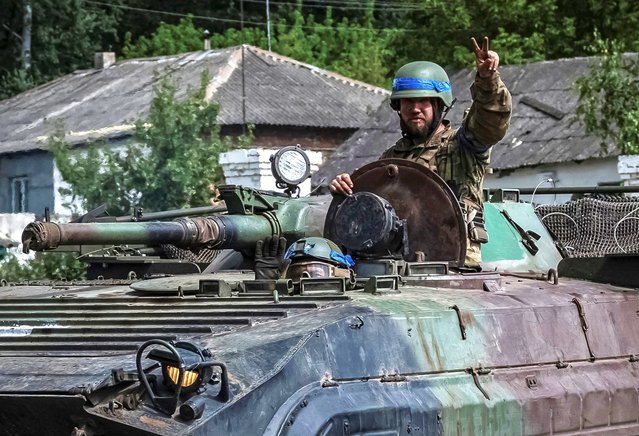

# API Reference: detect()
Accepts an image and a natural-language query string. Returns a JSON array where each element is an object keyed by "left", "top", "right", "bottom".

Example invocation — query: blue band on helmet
[
  {"left": 284, "top": 245, "right": 296, "bottom": 260},
  {"left": 284, "top": 242, "right": 355, "bottom": 268},
  {"left": 330, "top": 251, "right": 355, "bottom": 268},
  {"left": 392, "top": 77, "right": 451, "bottom": 93}
]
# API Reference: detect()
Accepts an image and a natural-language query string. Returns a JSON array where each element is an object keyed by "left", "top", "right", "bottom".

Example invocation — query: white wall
[
  {"left": 220, "top": 148, "right": 323, "bottom": 196},
  {"left": 486, "top": 157, "right": 621, "bottom": 204},
  {"left": 0, "top": 213, "right": 36, "bottom": 262},
  {"left": 618, "top": 155, "right": 639, "bottom": 187}
]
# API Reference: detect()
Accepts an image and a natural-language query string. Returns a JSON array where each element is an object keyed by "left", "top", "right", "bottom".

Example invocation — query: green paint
[
  {"left": 482, "top": 202, "right": 563, "bottom": 272},
  {"left": 482, "top": 203, "right": 526, "bottom": 261}
]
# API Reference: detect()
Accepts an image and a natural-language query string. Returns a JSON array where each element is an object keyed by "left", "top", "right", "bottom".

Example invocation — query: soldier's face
[{"left": 399, "top": 97, "right": 436, "bottom": 137}]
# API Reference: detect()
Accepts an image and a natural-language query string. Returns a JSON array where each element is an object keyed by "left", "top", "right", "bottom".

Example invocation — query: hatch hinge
[
  {"left": 380, "top": 373, "right": 407, "bottom": 383},
  {"left": 321, "top": 378, "right": 338, "bottom": 388},
  {"left": 450, "top": 305, "right": 467, "bottom": 340},
  {"left": 467, "top": 367, "right": 491, "bottom": 400},
  {"left": 571, "top": 297, "right": 596, "bottom": 362}
]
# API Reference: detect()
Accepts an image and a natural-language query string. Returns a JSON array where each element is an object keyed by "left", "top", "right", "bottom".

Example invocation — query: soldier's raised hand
[
  {"left": 254, "top": 236, "right": 290, "bottom": 280},
  {"left": 471, "top": 36, "right": 500, "bottom": 78}
]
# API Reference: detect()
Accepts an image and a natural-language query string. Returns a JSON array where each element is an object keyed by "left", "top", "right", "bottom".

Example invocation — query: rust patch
[
  {"left": 139, "top": 415, "right": 169, "bottom": 429},
  {"left": 413, "top": 315, "right": 445, "bottom": 371},
  {"left": 460, "top": 309, "right": 476, "bottom": 327},
  {"left": 415, "top": 321, "right": 437, "bottom": 369},
  {"left": 430, "top": 329, "right": 443, "bottom": 369}
]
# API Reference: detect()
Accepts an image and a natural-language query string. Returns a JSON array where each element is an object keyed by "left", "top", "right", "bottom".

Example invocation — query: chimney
[
  {"left": 94, "top": 52, "right": 116, "bottom": 69},
  {"left": 203, "top": 29, "right": 211, "bottom": 51}
]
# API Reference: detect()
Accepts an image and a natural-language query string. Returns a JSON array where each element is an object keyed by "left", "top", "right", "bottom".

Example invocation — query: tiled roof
[
  {"left": 0, "top": 45, "right": 388, "bottom": 155},
  {"left": 313, "top": 56, "right": 626, "bottom": 187}
]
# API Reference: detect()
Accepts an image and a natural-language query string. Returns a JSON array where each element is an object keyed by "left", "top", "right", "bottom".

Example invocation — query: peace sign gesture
[{"left": 471, "top": 36, "right": 500, "bottom": 78}]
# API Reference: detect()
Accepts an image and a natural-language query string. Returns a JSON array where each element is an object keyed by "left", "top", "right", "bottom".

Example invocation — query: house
[
  {"left": 312, "top": 56, "right": 638, "bottom": 203},
  {"left": 0, "top": 45, "right": 388, "bottom": 216}
]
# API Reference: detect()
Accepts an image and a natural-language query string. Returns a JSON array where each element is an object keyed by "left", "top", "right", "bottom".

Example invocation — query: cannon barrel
[{"left": 22, "top": 196, "right": 330, "bottom": 253}]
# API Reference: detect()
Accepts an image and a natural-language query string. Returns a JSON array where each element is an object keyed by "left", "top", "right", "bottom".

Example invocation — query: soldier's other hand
[
  {"left": 329, "top": 173, "right": 354, "bottom": 196},
  {"left": 471, "top": 36, "right": 500, "bottom": 78},
  {"left": 254, "top": 236, "right": 291, "bottom": 280}
]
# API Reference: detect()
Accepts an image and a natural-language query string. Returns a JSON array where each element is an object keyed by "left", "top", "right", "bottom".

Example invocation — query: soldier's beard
[
  {"left": 400, "top": 118, "right": 435, "bottom": 142},
  {"left": 399, "top": 102, "right": 444, "bottom": 143}
]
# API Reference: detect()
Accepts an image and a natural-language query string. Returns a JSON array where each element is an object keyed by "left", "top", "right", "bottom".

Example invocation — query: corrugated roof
[
  {"left": 313, "top": 56, "right": 625, "bottom": 187},
  {"left": 0, "top": 45, "right": 388, "bottom": 155}
]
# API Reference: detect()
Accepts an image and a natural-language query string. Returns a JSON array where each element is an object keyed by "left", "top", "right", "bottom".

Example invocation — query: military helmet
[
  {"left": 284, "top": 237, "right": 353, "bottom": 267},
  {"left": 284, "top": 237, "right": 354, "bottom": 282},
  {"left": 390, "top": 61, "right": 453, "bottom": 110}
]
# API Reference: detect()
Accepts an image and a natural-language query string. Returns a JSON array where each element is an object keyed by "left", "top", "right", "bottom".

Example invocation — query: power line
[
  {"left": 85, "top": 1, "right": 265, "bottom": 25},
  {"left": 84, "top": 0, "right": 414, "bottom": 32},
  {"left": 240, "top": 0, "right": 426, "bottom": 12},
  {"left": 274, "top": 0, "right": 425, "bottom": 9}
]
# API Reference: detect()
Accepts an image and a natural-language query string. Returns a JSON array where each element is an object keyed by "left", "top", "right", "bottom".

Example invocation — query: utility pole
[
  {"left": 241, "top": 45, "right": 247, "bottom": 132},
  {"left": 266, "top": 0, "right": 271, "bottom": 51},
  {"left": 21, "top": 0, "right": 32, "bottom": 70},
  {"left": 240, "top": 0, "right": 247, "bottom": 134},
  {"left": 240, "top": 0, "right": 244, "bottom": 31}
]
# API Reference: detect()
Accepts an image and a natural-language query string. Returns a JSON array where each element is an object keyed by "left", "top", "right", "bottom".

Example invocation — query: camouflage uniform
[{"left": 380, "top": 73, "right": 512, "bottom": 266}]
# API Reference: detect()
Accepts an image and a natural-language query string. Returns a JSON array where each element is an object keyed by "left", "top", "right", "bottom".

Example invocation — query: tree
[
  {"left": 575, "top": 36, "right": 639, "bottom": 155},
  {"left": 0, "top": 0, "right": 121, "bottom": 100},
  {"left": 558, "top": 0, "right": 639, "bottom": 54},
  {"left": 272, "top": 5, "right": 391, "bottom": 86},
  {"left": 389, "top": 0, "right": 580, "bottom": 70},
  {"left": 122, "top": 16, "right": 203, "bottom": 59},
  {"left": 49, "top": 72, "right": 252, "bottom": 216},
  {"left": 0, "top": 252, "right": 86, "bottom": 282},
  {"left": 120, "top": 4, "right": 392, "bottom": 87}
]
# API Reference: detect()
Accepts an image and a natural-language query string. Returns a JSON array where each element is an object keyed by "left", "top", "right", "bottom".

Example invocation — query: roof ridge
[
  {"left": 204, "top": 47, "right": 243, "bottom": 101},
  {"left": 243, "top": 44, "right": 389, "bottom": 95}
]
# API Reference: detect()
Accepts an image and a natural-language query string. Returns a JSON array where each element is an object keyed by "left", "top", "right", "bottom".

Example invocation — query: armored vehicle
[{"left": 1, "top": 148, "right": 638, "bottom": 435}]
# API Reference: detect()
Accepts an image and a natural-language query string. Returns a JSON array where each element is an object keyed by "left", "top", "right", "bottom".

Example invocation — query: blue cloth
[
  {"left": 284, "top": 243, "right": 355, "bottom": 268},
  {"left": 458, "top": 126, "right": 490, "bottom": 154},
  {"left": 330, "top": 251, "right": 355, "bottom": 268},
  {"left": 392, "top": 77, "right": 451, "bottom": 93}
]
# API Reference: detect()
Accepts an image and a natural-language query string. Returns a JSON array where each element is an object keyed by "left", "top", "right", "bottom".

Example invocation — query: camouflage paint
[{"left": 0, "top": 268, "right": 638, "bottom": 434}]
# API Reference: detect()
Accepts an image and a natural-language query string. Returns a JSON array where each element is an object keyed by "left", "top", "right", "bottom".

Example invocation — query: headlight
[
  {"left": 270, "top": 145, "right": 311, "bottom": 194},
  {"left": 136, "top": 339, "right": 230, "bottom": 417},
  {"left": 147, "top": 341, "right": 214, "bottom": 394}
]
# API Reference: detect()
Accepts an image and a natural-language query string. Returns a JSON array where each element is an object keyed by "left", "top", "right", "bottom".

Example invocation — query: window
[{"left": 10, "top": 176, "right": 28, "bottom": 213}]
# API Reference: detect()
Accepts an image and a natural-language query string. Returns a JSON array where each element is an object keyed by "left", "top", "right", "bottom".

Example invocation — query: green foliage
[
  {"left": 122, "top": 16, "right": 268, "bottom": 59},
  {"left": 575, "top": 36, "right": 639, "bottom": 155},
  {"left": 0, "top": 68, "right": 36, "bottom": 100},
  {"left": 0, "top": 0, "right": 121, "bottom": 100},
  {"left": 210, "top": 27, "right": 268, "bottom": 49},
  {"left": 122, "top": 17, "right": 202, "bottom": 59},
  {"left": 390, "top": 0, "right": 580, "bottom": 69},
  {"left": 566, "top": 0, "right": 639, "bottom": 53},
  {"left": 0, "top": 251, "right": 86, "bottom": 282},
  {"left": 50, "top": 72, "right": 252, "bottom": 216},
  {"left": 120, "top": 4, "right": 392, "bottom": 86},
  {"left": 272, "top": 6, "right": 391, "bottom": 87}
]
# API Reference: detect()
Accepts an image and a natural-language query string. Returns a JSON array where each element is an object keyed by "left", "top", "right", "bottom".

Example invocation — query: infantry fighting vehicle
[{"left": 1, "top": 146, "right": 638, "bottom": 435}]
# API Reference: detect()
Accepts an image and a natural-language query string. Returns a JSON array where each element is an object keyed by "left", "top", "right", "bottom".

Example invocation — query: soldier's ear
[{"left": 390, "top": 99, "right": 400, "bottom": 111}]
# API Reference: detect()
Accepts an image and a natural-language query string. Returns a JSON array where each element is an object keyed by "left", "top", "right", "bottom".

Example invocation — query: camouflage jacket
[{"left": 379, "top": 72, "right": 512, "bottom": 208}]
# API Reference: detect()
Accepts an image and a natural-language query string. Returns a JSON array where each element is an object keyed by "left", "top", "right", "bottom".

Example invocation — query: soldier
[
  {"left": 329, "top": 37, "right": 512, "bottom": 268},
  {"left": 254, "top": 236, "right": 354, "bottom": 282}
]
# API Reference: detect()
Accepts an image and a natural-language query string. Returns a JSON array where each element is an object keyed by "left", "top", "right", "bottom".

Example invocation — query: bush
[{"left": 0, "top": 251, "right": 86, "bottom": 282}]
